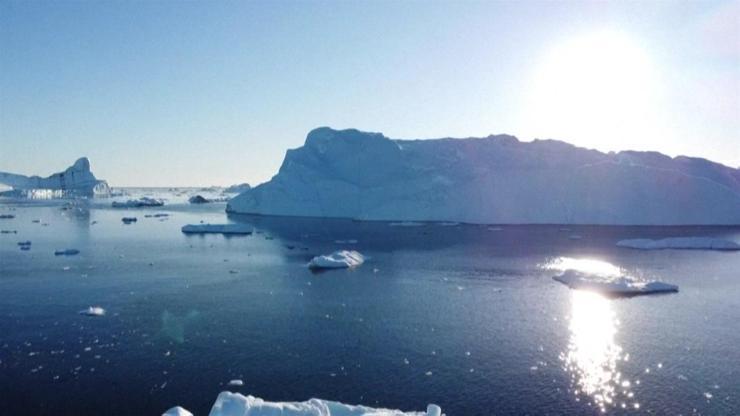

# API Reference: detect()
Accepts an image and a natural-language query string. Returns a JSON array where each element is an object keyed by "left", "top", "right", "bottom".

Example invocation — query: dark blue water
[{"left": 1, "top": 196, "right": 739, "bottom": 415}]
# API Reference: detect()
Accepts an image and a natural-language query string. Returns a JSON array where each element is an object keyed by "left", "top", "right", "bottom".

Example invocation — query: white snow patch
[
  {"left": 181, "top": 224, "right": 254, "bottom": 235},
  {"left": 308, "top": 250, "right": 365, "bottom": 269},
  {"left": 617, "top": 237, "right": 740, "bottom": 251},
  {"left": 553, "top": 270, "right": 678, "bottom": 296}
]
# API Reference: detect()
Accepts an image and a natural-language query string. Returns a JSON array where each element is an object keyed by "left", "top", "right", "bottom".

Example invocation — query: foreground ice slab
[
  {"left": 181, "top": 224, "right": 254, "bottom": 235},
  {"left": 202, "top": 391, "right": 440, "bottom": 416},
  {"left": 227, "top": 127, "right": 740, "bottom": 225},
  {"left": 308, "top": 250, "right": 365, "bottom": 269},
  {"left": 554, "top": 270, "right": 678, "bottom": 296},
  {"left": 112, "top": 197, "right": 165, "bottom": 208},
  {"left": 0, "top": 157, "right": 109, "bottom": 198},
  {"left": 617, "top": 237, "right": 740, "bottom": 251}
]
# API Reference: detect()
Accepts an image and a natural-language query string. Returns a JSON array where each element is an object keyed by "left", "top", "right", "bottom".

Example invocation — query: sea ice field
[{"left": 1, "top": 188, "right": 739, "bottom": 415}]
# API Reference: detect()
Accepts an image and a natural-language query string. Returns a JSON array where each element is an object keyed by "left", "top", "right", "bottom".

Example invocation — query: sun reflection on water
[{"left": 554, "top": 258, "right": 641, "bottom": 412}]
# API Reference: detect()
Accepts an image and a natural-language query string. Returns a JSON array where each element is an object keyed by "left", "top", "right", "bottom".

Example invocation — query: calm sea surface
[{"left": 1, "top": 190, "right": 739, "bottom": 415}]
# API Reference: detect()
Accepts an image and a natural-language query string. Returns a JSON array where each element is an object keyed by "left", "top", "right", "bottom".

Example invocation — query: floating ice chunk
[
  {"left": 181, "top": 224, "right": 254, "bottom": 235},
  {"left": 188, "top": 195, "right": 210, "bottom": 204},
  {"left": 334, "top": 239, "right": 358, "bottom": 244},
  {"left": 0, "top": 214, "right": 15, "bottom": 219},
  {"left": 55, "top": 249, "right": 80, "bottom": 256},
  {"left": 308, "top": 250, "right": 365, "bottom": 270},
  {"left": 122, "top": 217, "right": 137, "bottom": 224},
  {"left": 79, "top": 306, "right": 106, "bottom": 316},
  {"left": 227, "top": 379, "right": 244, "bottom": 386},
  {"left": 162, "top": 406, "right": 194, "bottom": 416},
  {"left": 17, "top": 241, "right": 31, "bottom": 246},
  {"left": 617, "top": 237, "right": 740, "bottom": 251},
  {"left": 438, "top": 222, "right": 460, "bottom": 226},
  {"left": 207, "top": 391, "right": 438, "bottom": 416},
  {"left": 553, "top": 270, "right": 678, "bottom": 296},
  {"left": 145, "top": 213, "right": 170, "bottom": 218},
  {"left": 568, "top": 234, "right": 583, "bottom": 240},
  {"left": 112, "top": 197, "right": 165, "bottom": 208}
]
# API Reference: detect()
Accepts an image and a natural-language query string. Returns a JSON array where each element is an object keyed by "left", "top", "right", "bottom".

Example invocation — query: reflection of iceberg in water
[{"left": 563, "top": 291, "right": 639, "bottom": 412}]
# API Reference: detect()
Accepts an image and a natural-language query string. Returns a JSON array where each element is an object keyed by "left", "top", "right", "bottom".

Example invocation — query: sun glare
[{"left": 525, "top": 31, "right": 664, "bottom": 152}]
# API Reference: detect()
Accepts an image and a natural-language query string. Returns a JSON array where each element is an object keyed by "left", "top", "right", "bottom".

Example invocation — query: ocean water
[{"left": 1, "top": 190, "right": 739, "bottom": 415}]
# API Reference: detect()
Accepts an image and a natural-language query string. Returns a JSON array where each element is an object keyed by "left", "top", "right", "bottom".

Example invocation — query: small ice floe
[
  {"left": 389, "top": 221, "right": 424, "bottom": 227},
  {"left": 112, "top": 197, "right": 165, "bottom": 208},
  {"left": 145, "top": 213, "right": 170, "bottom": 218},
  {"left": 0, "top": 214, "right": 15, "bottom": 219},
  {"left": 54, "top": 249, "right": 80, "bottom": 256},
  {"left": 617, "top": 237, "right": 740, "bottom": 251},
  {"left": 1, "top": 230, "right": 17, "bottom": 234},
  {"left": 181, "top": 224, "right": 253, "bottom": 235},
  {"left": 196, "top": 391, "right": 440, "bottom": 416},
  {"left": 227, "top": 379, "right": 244, "bottom": 386},
  {"left": 553, "top": 270, "right": 678, "bottom": 297},
  {"left": 334, "top": 239, "right": 358, "bottom": 244},
  {"left": 79, "top": 306, "right": 106, "bottom": 317},
  {"left": 122, "top": 217, "right": 137, "bottom": 224},
  {"left": 18, "top": 241, "right": 31, "bottom": 247},
  {"left": 308, "top": 250, "right": 365, "bottom": 270},
  {"left": 568, "top": 234, "right": 583, "bottom": 240},
  {"left": 162, "top": 406, "right": 193, "bottom": 416},
  {"left": 487, "top": 226, "right": 503, "bottom": 231},
  {"left": 438, "top": 222, "right": 460, "bottom": 226}
]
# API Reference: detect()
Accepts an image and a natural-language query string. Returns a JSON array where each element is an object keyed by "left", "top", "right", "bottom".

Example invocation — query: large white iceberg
[
  {"left": 308, "top": 250, "right": 365, "bottom": 269},
  {"left": 617, "top": 237, "right": 740, "bottom": 250},
  {"left": 553, "top": 270, "right": 678, "bottom": 296},
  {"left": 177, "top": 391, "right": 440, "bottom": 416},
  {"left": 0, "top": 157, "right": 109, "bottom": 198},
  {"left": 181, "top": 223, "right": 254, "bottom": 235},
  {"left": 227, "top": 127, "right": 740, "bottom": 225}
]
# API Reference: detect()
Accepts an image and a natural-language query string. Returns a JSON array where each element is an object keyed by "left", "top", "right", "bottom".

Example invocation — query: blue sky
[{"left": 1, "top": 1, "right": 738, "bottom": 186}]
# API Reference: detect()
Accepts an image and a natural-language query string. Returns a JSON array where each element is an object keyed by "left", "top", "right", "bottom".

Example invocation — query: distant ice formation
[
  {"left": 224, "top": 183, "right": 251, "bottom": 194},
  {"left": 0, "top": 157, "right": 109, "bottom": 198},
  {"left": 617, "top": 237, "right": 740, "bottom": 250},
  {"left": 227, "top": 127, "right": 740, "bottom": 225},
  {"left": 79, "top": 306, "right": 106, "bottom": 316},
  {"left": 54, "top": 249, "right": 80, "bottom": 256},
  {"left": 308, "top": 250, "right": 365, "bottom": 269},
  {"left": 553, "top": 270, "right": 678, "bottom": 296},
  {"left": 181, "top": 224, "right": 254, "bottom": 235},
  {"left": 174, "top": 391, "right": 441, "bottom": 416},
  {"left": 112, "top": 197, "right": 165, "bottom": 208},
  {"left": 188, "top": 195, "right": 210, "bottom": 204}
]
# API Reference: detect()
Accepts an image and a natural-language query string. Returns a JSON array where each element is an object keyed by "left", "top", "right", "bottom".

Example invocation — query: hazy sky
[{"left": 1, "top": 1, "right": 738, "bottom": 187}]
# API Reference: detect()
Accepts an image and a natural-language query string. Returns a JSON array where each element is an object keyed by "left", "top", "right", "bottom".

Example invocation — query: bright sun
[{"left": 524, "top": 31, "right": 665, "bottom": 151}]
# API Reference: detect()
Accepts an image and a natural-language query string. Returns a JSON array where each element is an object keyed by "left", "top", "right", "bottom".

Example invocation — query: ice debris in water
[
  {"left": 308, "top": 250, "right": 365, "bottom": 270},
  {"left": 79, "top": 306, "right": 106, "bottom": 317},
  {"left": 553, "top": 270, "right": 678, "bottom": 296},
  {"left": 122, "top": 217, "right": 137, "bottom": 224},
  {"left": 617, "top": 237, "right": 740, "bottom": 251},
  {"left": 174, "top": 391, "right": 441, "bottom": 416},
  {"left": 181, "top": 224, "right": 254, "bottom": 235},
  {"left": 0, "top": 214, "right": 15, "bottom": 219},
  {"left": 112, "top": 197, "right": 165, "bottom": 208},
  {"left": 55, "top": 249, "right": 80, "bottom": 256},
  {"left": 227, "top": 379, "right": 244, "bottom": 386}
]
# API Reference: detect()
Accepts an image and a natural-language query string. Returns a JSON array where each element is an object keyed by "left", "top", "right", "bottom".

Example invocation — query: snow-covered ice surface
[
  {"left": 181, "top": 224, "right": 254, "bottom": 235},
  {"left": 204, "top": 391, "right": 438, "bottom": 416},
  {"left": 308, "top": 250, "right": 365, "bottom": 269},
  {"left": 617, "top": 237, "right": 740, "bottom": 250},
  {"left": 227, "top": 127, "right": 740, "bottom": 225},
  {"left": 0, "top": 157, "right": 109, "bottom": 198},
  {"left": 553, "top": 270, "right": 678, "bottom": 296}
]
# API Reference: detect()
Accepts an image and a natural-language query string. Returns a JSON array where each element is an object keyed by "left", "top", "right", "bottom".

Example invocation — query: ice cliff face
[
  {"left": 0, "top": 157, "right": 109, "bottom": 197},
  {"left": 227, "top": 127, "right": 740, "bottom": 225}
]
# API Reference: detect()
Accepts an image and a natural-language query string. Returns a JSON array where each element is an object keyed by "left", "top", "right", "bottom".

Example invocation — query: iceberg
[
  {"left": 54, "top": 249, "right": 80, "bottom": 256},
  {"left": 224, "top": 183, "right": 251, "bottom": 194},
  {"left": 79, "top": 306, "right": 106, "bottom": 316},
  {"left": 188, "top": 195, "right": 210, "bottom": 204},
  {"left": 553, "top": 270, "right": 678, "bottom": 296},
  {"left": 162, "top": 406, "right": 193, "bottom": 416},
  {"left": 227, "top": 127, "right": 740, "bottom": 225},
  {"left": 617, "top": 237, "right": 740, "bottom": 251},
  {"left": 112, "top": 197, "right": 165, "bottom": 208},
  {"left": 192, "top": 391, "right": 440, "bottom": 416},
  {"left": 122, "top": 217, "right": 138, "bottom": 224},
  {"left": 181, "top": 224, "right": 254, "bottom": 235},
  {"left": 0, "top": 157, "right": 109, "bottom": 198},
  {"left": 308, "top": 250, "right": 365, "bottom": 269}
]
